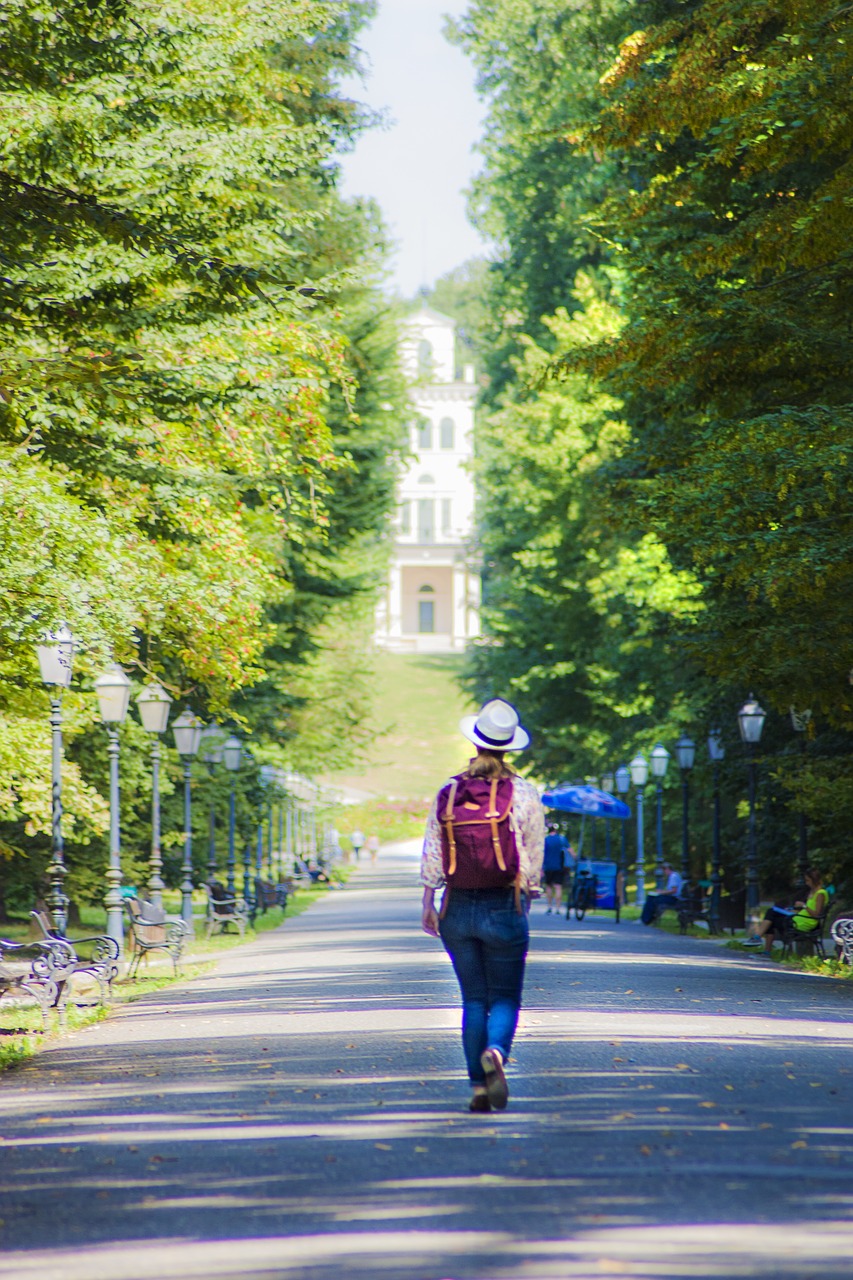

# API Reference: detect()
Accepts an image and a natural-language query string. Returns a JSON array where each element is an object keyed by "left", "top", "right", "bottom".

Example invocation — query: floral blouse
[{"left": 420, "top": 773, "right": 546, "bottom": 892}]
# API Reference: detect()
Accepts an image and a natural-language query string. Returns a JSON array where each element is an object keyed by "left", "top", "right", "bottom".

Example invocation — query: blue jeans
[{"left": 439, "top": 887, "right": 529, "bottom": 1084}]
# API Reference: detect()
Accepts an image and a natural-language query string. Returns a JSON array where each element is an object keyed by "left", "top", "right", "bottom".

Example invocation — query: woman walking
[{"left": 421, "top": 699, "right": 544, "bottom": 1112}]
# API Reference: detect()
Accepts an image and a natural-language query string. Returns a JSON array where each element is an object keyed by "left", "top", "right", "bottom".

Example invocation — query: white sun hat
[{"left": 459, "top": 699, "right": 530, "bottom": 752}]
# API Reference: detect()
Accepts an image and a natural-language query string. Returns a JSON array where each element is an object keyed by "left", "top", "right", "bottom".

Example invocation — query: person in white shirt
[{"left": 641, "top": 861, "right": 684, "bottom": 925}]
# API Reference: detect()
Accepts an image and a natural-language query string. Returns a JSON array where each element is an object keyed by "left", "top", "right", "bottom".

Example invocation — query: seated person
[
  {"left": 744, "top": 865, "right": 827, "bottom": 953},
  {"left": 641, "top": 862, "right": 684, "bottom": 926}
]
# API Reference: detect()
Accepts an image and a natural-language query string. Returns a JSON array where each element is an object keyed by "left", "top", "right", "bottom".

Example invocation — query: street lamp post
[
  {"left": 738, "top": 695, "right": 767, "bottom": 917},
  {"left": 200, "top": 724, "right": 224, "bottom": 885},
  {"left": 36, "top": 626, "right": 74, "bottom": 934},
  {"left": 650, "top": 744, "right": 670, "bottom": 890},
  {"left": 629, "top": 754, "right": 649, "bottom": 908},
  {"left": 137, "top": 683, "right": 173, "bottom": 909},
  {"left": 601, "top": 772, "right": 614, "bottom": 860},
  {"left": 95, "top": 664, "right": 132, "bottom": 946},
  {"left": 615, "top": 766, "right": 630, "bottom": 890},
  {"left": 707, "top": 728, "right": 725, "bottom": 931},
  {"left": 222, "top": 734, "right": 242, "bottom": 895},
  {"left": 790, "top": 707, "right": 812, "bottom": 896},
  {"left": 674, "top": 735, "right": 696, "bottom": 881},
  {"left": 173, "top": 708, "right": 203, "bottom": 927},
  {"left": 260, "top": 765, "right": 275, "bottom": 880}
]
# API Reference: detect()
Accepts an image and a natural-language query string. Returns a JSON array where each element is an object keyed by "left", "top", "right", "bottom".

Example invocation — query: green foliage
[
  {"left": 457, "top": 0, "right": 853, "bottom": 888},
  {"left": 0, "top": 0, "right": 408, "bottom": 916}
]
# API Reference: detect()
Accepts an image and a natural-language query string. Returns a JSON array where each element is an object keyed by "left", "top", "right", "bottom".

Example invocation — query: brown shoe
[{"left": 480, "top": 1048, "right": 509, "bottom": 1110}]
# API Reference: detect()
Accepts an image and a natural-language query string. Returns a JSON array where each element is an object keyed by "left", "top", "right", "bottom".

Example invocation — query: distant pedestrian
[
  {"left": 350, "top": 829, "right": 364, "bottom": 862},
  {"left": 542, "top": 823, "right": 569, "bottom": 914},
  {"left": 367, "top": 834, "right": 380, "bottom": 865},
  {"left": 421, "top": 699, "right": 545, "bottom": 1113}
]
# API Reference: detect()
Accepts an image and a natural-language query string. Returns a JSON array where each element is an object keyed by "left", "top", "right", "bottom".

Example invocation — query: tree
[{"left": 0, "top": 0, "right": 408, "bottom": 913}]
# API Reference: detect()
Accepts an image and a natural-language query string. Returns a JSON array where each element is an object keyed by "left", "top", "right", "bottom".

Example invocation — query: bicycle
[{"left": 567, "top": 867, "right": 597, "bottom": 921}]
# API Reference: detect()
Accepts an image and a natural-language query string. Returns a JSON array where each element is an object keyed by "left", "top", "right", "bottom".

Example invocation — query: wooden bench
[
  {"left": 677, "top": 883, "right": 716, "bottom": 935},
  {"left": 124, "top": 898, "right": 189, "bottom": 978},
  {"left": 205, "top": 883, "right": 250, "bottom": 938},
  {"left": 780, "top": 903, "right": 831, "bottom": 960},
  {"left": 252, "top": 879, "right": 289, "bottom": 918}
]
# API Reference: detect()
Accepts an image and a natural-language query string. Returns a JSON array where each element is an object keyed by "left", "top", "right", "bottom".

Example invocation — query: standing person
[
  {"left": 350, "top": 829, "right": 364, "bottom": 862},
  {"left": 367, "top": 834, "right": 380, "bottom": 865},
  {"left": 421, "top": 699, "right": 545, "bottom": 1113},
  {"left": 542, "top": 823, "right": 569, "bottom": 914}
]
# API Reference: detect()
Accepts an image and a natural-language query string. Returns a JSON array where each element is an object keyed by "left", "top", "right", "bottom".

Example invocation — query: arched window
[
  {"left": 417, "top": 340, "right": 433, "bottom": 374},
  {"left": 418, "top": 584, "right": 435, "bottom": 593},
  {"left": 417, "top": 419, "right": 432, "bottom": 450},
  {"left": 439, "top": 417, "right": 455, "bottom": 449},
  {"left": 418, "top": 473, "right": 434, "bottom": 485}
]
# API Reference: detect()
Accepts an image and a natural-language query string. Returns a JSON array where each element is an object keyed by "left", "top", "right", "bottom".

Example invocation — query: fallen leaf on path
[
  {"left": 656, "top": 1107, "right": 671, "bottom": 1113},
  {"left": 759, "top": 1123, "right": 773, "bottom": 1129},
  {"left": 375, "top": 1143, "right": 392, "bottom": 1151},
  {"left": 718, "top": 1123, "right": 730, "bottom": 1130},
  {"left": 699, "top": 1102, "right": 716, "bottom": 1109},
  {"left": 675, "top": 1064, "right": 690, "bottom": 1070},
  {"left": 414, "top": 1146, "right": 428, "bottom": 1153},
  {"left": 674, "top": 987, "right": 683, "bottom": 992},
  {"left": 623, "top": 989, "right": 634, "bottom": 994},
  {"left": 791, "top": 1140, "right": 808, "bottom": 1149},
  {"left": 725, "top": 1085, "right": 735, "bottom": 1091},
  {"left": 639, "top": 1145, "right": 651, "bottom": 1156}
]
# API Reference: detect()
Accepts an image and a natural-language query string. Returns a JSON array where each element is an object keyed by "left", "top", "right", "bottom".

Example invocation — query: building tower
[{"left": 375, "top": 306, "right": 481, "bottom": 652}]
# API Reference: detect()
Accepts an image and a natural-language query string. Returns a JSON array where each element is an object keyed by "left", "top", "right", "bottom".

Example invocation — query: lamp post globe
[
  {"left": 614, "top": 765, "right": 630, "bottom": 796},
  {"left": 628, "top": 754, "right": 648, "bottom": 907},
  {"left": 707, "top": 728, "right": 725, "bottom": 931},
  {"left": 95, "top": 664, "right": 131, "bottom": 947},
  {"left": 173, "top": 709, "right": 204, "bottom": 927},
  {"left": 222, "top": 735, "right": 242, "bottom": 894},
  {"left": 37, "top": 624, "right": 74, "bottom": 689},
  {"left": 36, "top": 626, "right": 75, "bottom": 934},
  {"left": 738, "top": 696, "right": 766, "bottom": 915},
  {"left": 137, "top": 683, "right": 173, "bottom": 909}
]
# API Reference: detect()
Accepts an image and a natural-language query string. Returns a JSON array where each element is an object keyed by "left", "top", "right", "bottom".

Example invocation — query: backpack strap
[
  {"left": 443, "top": 778, "right": 459, "bottom": 876},
  {"left": 488, "top": 777, "right": 508, "bottom": 873}
]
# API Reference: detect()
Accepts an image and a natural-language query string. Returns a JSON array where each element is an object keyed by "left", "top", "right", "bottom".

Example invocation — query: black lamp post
[
  {"left": 738, "top": 695, "right": 766, "bottom": 915},
  {"left": 650, "top": 744, "right": 670, "bottom": 890},
  {"left": 173, "top": 708, "right": 204, "bottom": 927},
  {"left": 707, "top": 728, "right": 725, "bottom": 931},
  {"left": 95, "top": 664, "right": 132, "bottom": 946},
  {"left": 36, "top": 625, "right": 74, "bottom": 934},
  {"left": 790, "top": 707, "right": 812, "bottom": 896},
  {"left": 674, "top": 734, "right": 696, "bottom": 881},
  {"left": 137, "top": 683, "right": 173, "bottom": 908},
  {"left": 601, "top": 772, "right": 614, "bottom": 860},
  {"left": 222, "top": 734, "right": 242, "bottom": 895},
  {"left": 629, "top": 754, "right": 649, "bottom": 908},
  {"left": 200, "top": 723, "right": 224, "bottom": 885}
]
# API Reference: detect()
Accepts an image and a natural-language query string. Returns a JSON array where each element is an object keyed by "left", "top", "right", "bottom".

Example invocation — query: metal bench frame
[
  {"left": 124, "top": 898, "right": 189, "bottom": 979},
  {"left": 205, "top": 884, "right": 250, "bottom": 938}
]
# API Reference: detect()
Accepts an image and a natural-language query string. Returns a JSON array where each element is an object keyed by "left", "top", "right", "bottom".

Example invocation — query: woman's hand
[{"left": 422, "top": 888, "right": 440, "bottom": 937}]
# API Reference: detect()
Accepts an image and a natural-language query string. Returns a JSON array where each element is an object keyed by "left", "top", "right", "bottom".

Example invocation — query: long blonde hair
[{"left": 465, "top": 749, "right": 516, "bottom": 780}]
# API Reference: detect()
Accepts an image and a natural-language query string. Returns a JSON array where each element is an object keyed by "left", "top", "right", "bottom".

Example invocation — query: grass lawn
[{"left": 327, "top": 652, "right": 475, "bottom": 805}]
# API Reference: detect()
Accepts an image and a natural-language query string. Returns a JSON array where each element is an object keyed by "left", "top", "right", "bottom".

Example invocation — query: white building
[{"left": 375, "top": 306, "right": 481, "bottom": 652}]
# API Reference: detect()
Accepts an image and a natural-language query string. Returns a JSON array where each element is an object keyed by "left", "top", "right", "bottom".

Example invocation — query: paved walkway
[{"left": 1, "top": 841, "right": 853, "bottom": 1279}]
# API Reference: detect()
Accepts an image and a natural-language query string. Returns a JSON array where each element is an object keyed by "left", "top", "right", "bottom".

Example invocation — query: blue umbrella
[{"left": 542, "top": 784, "right": 630, "bottom": 820}]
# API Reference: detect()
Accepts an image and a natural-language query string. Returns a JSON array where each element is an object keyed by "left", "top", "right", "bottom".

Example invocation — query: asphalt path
[{"left": 1, "top": 841, "right": 853, "bottom": 1280}]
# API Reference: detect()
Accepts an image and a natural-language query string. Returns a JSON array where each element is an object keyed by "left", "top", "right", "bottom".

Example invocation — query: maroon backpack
[{"left": 438, "top": 773, "right": 520, "bottom": 895}]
